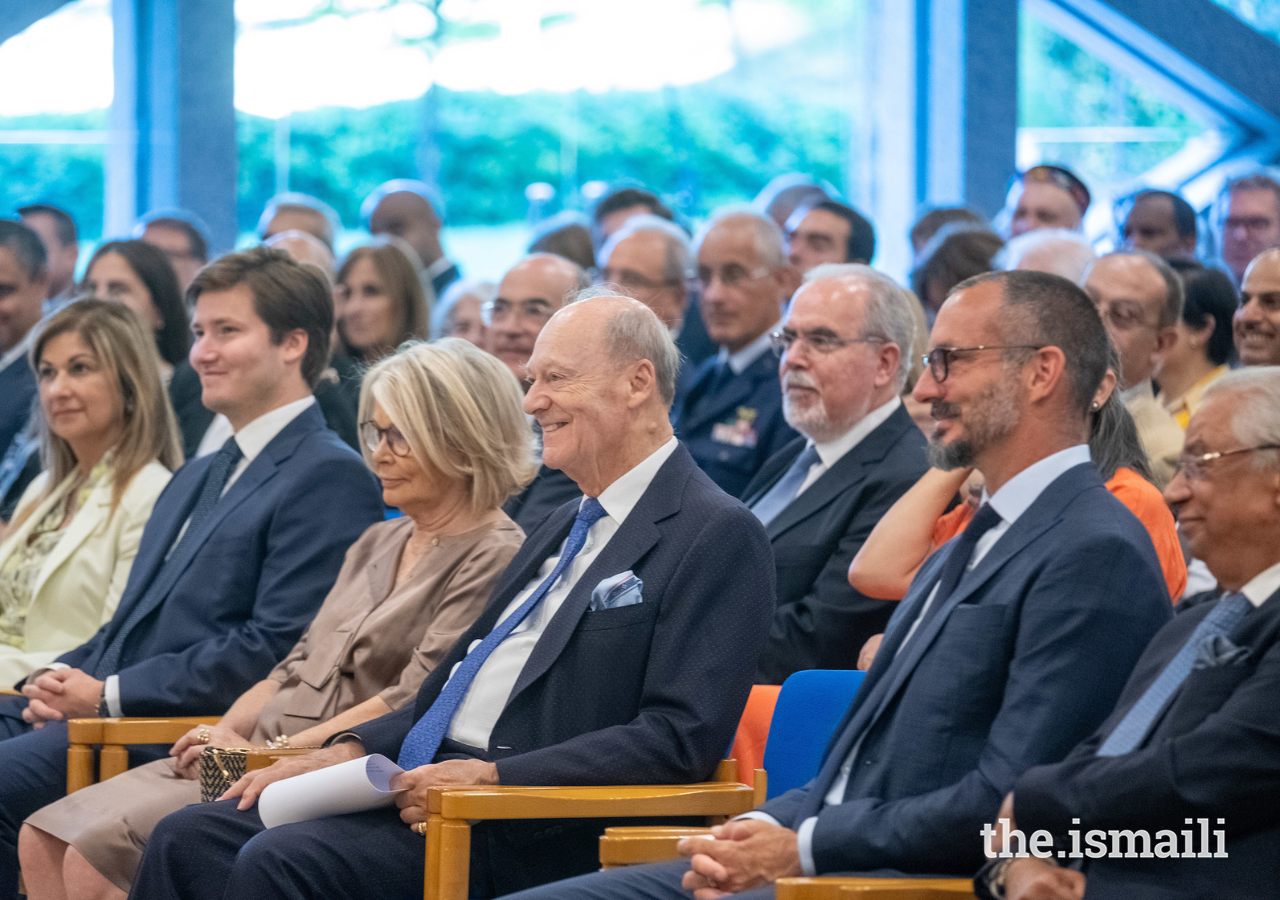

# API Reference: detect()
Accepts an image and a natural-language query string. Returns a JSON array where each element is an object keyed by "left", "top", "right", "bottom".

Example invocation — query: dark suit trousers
[
  {"left": 0, "top": 697, "right": 66, "bottom": 900},
  {"left": 501, "top": 859, "right": 777, "bottom": 900}
]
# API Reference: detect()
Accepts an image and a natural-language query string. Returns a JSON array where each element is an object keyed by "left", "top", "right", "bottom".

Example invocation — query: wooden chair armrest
[
  {"left": 599, "top": 825, "right": 713, "bottom": 868},
  {"left": 66, "top": 716, "right": 221, "bottom": 746},
  {"left": 0, "top": 687, "right": 20, "bottom": 696},
  {"left": 246, "top": 747, "right": 321, "bottom": 772},
  {"left": 427, "top": 781, "right": 757, "bottom": 821},
  {"left": 775, "top": 877, "right": 976, "bottom": 899}
]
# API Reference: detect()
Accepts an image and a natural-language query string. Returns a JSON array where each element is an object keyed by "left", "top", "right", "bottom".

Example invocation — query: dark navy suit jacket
[
  {"left": 741, "top": 404, "right": 929, "bottom": 683},
  {"left": 503, "top": 465, "right": 580, "bottom": 535},
  {"left": 756, "top": 463, "right": 1172, "bottom": 876},
  {"left": 0, "top": 357, "right": 36, "bottom": 465},
  {"left": 350, "top": 443, "right": 776, "bottom": 892},
  {"left": 57, "top": 403, "right": 383, "bottom": 713},
  {"left": 1012, "top": 585, "right": 1280, "bottom": 899},
  {"left": 671, "top": 350, "right": 797, "bottom": 498}
]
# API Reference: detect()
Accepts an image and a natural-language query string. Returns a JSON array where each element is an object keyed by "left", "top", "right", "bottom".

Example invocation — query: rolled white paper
[{"left": 258, "top": 753, "right": 406, "bottom": 829}]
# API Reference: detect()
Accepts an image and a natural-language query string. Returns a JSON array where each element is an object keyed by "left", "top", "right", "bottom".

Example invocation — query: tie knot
[
  {"left": 219, "top": 436, "right": 244, "bottom": 465},
  {"left": 965, "top": 502, "right": 1003, "bottom": 538},
  {"left": 577, "top": 497, "right": 608, "bottom": 529},
  {"left": 796, "top": 444, "right": 821, "bottom": 469}
]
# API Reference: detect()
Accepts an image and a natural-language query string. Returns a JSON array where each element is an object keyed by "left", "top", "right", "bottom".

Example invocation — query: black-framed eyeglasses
[
  {"left": 1178, "top": 445, "right": 1280, "bottom": 481},
  {"left": 360, "top": 420, "right": 411, "bottom": 457},
  {"left": 599, "top": 267, "right": 681, "bottom": 293},
  {"left": 771, "top": 327, "right": 883, "bottom": 356},
  {"left": 481, "top": 297, "right": 556, "bottom": 327},
  {"left": 922, "top": 345, "right": 1044, "bottom": 383}
]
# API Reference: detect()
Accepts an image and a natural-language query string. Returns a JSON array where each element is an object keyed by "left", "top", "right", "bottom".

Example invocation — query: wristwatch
[{"left": 97, "top": 694, "right": 110, "bottom": 717}]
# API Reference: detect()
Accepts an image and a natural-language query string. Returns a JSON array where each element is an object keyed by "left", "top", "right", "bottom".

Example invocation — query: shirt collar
[
  {"left": 589, "top": 436, "right": 679, "bottom": 528},
  {"left": 425, "top": 256, "right": 455, "bottom": 280},
  {"left": 717, "top": 325, "right": 779, "bottom": 375},
  {"left": 811, "top": 396, "right": 901, "bottom": 469},
  {"left": 231, "top": 395, "right": 316, "bottom": 465},
  {"left": 1239, "top": 558, "right": 1280, "bottom": 608},
  {"left": 1120, "top": 379, "right": 1156, "bottom": 405},
  {"left": 983, "top": 444, "right": 1092, "bottom": 528},
  {"left": 0, "top": 326, "right": 37, "bottom": 373}
]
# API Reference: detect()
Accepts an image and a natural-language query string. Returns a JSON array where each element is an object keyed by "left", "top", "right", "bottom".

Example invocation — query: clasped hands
[
  {"left": 676, "top": 819, "right": 803, "bottom": 899},
  {"left": 20, "top": 667, "right": 103, "bottom": 727},
  {"left": 993, "top": 793, "right": 1085, "bottom": 900},
  {"left": 215, "top": 741, "right": 498, "bottom": 833}
]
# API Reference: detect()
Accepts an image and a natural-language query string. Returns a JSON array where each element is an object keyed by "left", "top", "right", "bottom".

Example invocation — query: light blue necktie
[
  {"left": 1097, "top": 591, "right": 1251, "bottom": 756},
  {"left": 750, "top": 445, "right": 821, "bottom": 526},
  {"left": 397, "top": 497, "right": 608, "bottom": 770},
  {"left": 92, "top": 436, "right": 243, "bottom": 679}
]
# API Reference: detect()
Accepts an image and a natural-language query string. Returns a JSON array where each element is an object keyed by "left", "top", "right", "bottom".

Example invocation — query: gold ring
[
  {"left": 196, "top": 727, "right": 211, "bottom": 745},
  {"left": 413, "top": 821, "right": 427, "bottom": 835}
]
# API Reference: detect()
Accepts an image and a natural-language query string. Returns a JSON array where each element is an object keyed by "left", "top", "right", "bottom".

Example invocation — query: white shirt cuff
[
  {"left": 796, "top": 816, "right": 819, "bottom": 876},
  {"left": 104, "top": 674, "right": 122, "bottom": 716},
  {"left": 733, "top": 811, "right": 782, "bottom": 827}
]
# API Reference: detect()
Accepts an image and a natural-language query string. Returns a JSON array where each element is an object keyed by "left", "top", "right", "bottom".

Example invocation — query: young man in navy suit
[
  {"left": 981, "top": 367, "right": 1280, "bottom": 900},
  {"left": 131, "top": 294, "right": 776, "bottom": 899},
  {"left": 672, "top": 211, "right": 801, "bottom": 497},
  {"left": 501, "top": 270, "right": 1173, "bottom": 899},
  {"left": 0, "top": 247, "right": 383, "bottom": 899},
  {"left": 741, "top": 265, "right": 928, "bottom": 682}
]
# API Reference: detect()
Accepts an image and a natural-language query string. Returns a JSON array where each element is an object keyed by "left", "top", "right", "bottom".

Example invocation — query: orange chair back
[{"left": 729, "top": 684, "right": 780, "bottom": 787}]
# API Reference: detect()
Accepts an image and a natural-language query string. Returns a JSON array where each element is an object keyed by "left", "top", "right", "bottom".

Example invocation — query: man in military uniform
[{"left": 672, "top": 211, "right": 800, "bottom": 497}]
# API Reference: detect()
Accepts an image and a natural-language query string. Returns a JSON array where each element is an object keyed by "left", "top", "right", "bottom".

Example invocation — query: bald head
[
  {"left": 489, "top": 253, "right": 590, "bottom": 381},
  {"left": 1238, "top": 249, "right": 1280, "bottom": 366},
  {"left": 368, "top": 190, "right": 442, "bottom": 268},
  {"left": 697, "top": 211, "right": 797, "bottom": 352},
  {"left": 524, "top": 294, "right": 676, "bottom": 496},
  {"left": 265, "top": 230, "right": 336, "bottom": 283}
]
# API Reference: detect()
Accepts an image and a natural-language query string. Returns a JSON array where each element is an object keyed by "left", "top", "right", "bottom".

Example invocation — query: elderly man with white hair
[
  {"left": 671, "top": 210, "right": 802, "bottom": 497},
  {"left": 739, "top": 264, "right": 929, "bottom": 682},
  {"left": 130, "top": 293, "right": 776, "bottom": 900},
  {"left": 598, "top": 214, "right": 691, "bottom": 334}
]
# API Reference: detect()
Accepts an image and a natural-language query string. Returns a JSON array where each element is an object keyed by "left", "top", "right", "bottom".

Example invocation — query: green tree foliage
[{"left": 0, "top": 112, "right": 106, "bottom": 238}]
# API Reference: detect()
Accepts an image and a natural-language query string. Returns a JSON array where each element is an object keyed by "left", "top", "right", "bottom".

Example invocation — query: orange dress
[{"left": 932, "top": 467, "right": 1186, "bottom": 602}]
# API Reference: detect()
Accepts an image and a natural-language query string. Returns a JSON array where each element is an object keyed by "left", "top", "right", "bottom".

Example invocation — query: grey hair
[
  {"left": 1202, "top": 366, "right": 1280, "bottom": 468},
  {"left": 431, "top": 278, "right": 497, "bottom": 339},
  {"left": 995, "top": 228, "right": 1095, "bottom": 284},
  {"left": 600, "top": 214, "right": 693, "bottom": 283},
  {"left": 1101, "top": 249, "right": 1184, "bottom": 329},
  {"left": 568, "top": 287, "right": 681, "bottom": 407},
  {"left": 694, "top": 207, "right": 787, "bottom": 269},
  {"left": 802, "top": 263, "right": 916, "bottom": 391}
]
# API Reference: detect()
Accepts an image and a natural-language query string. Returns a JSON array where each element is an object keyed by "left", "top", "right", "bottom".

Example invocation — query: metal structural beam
[
  {"left": 855, "top": 0, "right": 1017, "bottom": 278},
  {"left": 1, "top": 0, "right": 74, "bottom": 45},
  {"left": 1025, "top": 0, "right": 1280, "bottom": 204},
  {"left": 107, "top": 0, "right": 237, "bottom": 252}
]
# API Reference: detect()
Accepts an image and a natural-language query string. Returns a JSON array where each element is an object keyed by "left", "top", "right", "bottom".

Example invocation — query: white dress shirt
[
  {"left": 101, "top": 395, "right": 317, "bottom": 715},
  {"left": 1240, "top": 557, "right": 1280, "bottom": 608},
  {"left": 717, "top": 325, "right": 779, "bottom": 375},
  {"left": 445, "top": 437, "right": 678, "bottom": 750},
  {"left": 744, "top": 443, "right": 1093, "bottom": 875},
  {"left": 794, "top": 397, "right": 901, "bottom": 496}
]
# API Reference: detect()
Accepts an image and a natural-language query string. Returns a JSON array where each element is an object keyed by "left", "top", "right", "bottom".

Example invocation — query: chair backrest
[{"left": 762, "top": 669, "right": 866, "bottom": 799}]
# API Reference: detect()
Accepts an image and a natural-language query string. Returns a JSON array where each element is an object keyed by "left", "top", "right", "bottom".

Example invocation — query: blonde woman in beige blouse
[
  {"left": 0, "top": 300, "right": 181, "bottom": 685},
  {"left": 19, "top": 339, "right": 536, "bottom": 899}
]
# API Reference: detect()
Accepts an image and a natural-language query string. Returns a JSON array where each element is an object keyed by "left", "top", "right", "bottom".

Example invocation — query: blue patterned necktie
[
  {"left": 1097, "top": 591, "right": 1252, "bottom": 757},
  {"left": 92, "top": 436, "right": 243, "bottom": 679},
  {"left": 397, "top": 497, "right": 609, "bottom": 770},
  {"left": 750, "top": 445, "right": 821, "bottom": 526}
]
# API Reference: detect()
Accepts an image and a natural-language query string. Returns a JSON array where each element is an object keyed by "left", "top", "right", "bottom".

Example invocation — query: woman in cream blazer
[
  {"left": 0, "top": 462, "right": 170, "bottom": 683},
  {"left": 0, "top": 299, "right": 182, "bottom": 685}
]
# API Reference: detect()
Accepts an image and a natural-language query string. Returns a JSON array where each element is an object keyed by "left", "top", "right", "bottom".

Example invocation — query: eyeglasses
[
  {"left": 695, "top": 264, "right": 773, "bottom": 290},
  {"left": 482, "top": 297, "right": 556, "bottom": 327},
  {"left": 1096, "top": 301, "right": 1159, "bottom": 333},
  {"left": 1224, "top": 216, "right": 1277, "bottom": 235},
  {"left": 1177, "top": 445, "right": 1280, "bottom": 481},
  {"left": 360, "top": 421, "right": 411, "bottom": 457},
  {"left": 599, "top": 267, "right": 681, "bottom": 293},
  {"left": 771, "top": 327, "right": 882, "bottom": 355},
  {"left": 922, "top": 345, "right": 1043, "bottom": 383}
]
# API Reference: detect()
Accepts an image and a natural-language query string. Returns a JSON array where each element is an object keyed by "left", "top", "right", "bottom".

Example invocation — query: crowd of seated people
[{"left": 0, "top": 159, "right": 1276, "bottom": 900}]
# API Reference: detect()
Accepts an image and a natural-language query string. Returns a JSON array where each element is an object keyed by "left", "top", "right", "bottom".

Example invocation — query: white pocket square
[{"left": 590, "top": 570, "right": 644, "bottom": 611}]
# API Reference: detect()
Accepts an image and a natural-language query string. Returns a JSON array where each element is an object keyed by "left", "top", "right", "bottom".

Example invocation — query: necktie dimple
[
  {"left": 913, "top": 502, "right": 1003, "bottom": 635},
  {"left": 397, "top": 497, "right": 608, "bottom": 770},
  {"left": 1096, "top": 591, "right": 1251, "bottom": 756},
  {"left": 751, "top": 445, "right": 822, "bottom": 526},
  {"left": 93, "top": 436, "right": 243, "bottom": 679}
]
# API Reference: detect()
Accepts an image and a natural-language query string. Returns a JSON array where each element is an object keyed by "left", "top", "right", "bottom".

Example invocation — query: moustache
[
  {"left": 931, "top": 401, "right": 962, "bottom": 420},
  {"left": 782, "top": 372, "right": 818, "bottom": 390},
  {"left": 1237, "top": 319, "right": 1274, "bottom": 335}
]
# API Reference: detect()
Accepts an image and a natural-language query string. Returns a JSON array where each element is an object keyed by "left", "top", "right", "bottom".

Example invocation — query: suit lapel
[
  {"left": 741, "top": 440, "right": 803, "bottom": 508},
  {"left": 504, "top": 447, "right": 691, "bottom": 704},
  {"left": 680, "top": 353, "right": 773, "bottom": 434},
  {"left": 31, "top": 476, "right": 110, "bottom": 600}
]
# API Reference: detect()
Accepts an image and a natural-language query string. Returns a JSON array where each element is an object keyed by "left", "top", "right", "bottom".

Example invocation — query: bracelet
[{"left": 266, "top": 735, "right": 291, "bottom": 750}]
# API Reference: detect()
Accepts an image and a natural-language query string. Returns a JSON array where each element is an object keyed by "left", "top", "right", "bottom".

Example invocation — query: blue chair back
[{"left": 761, "top": 669, "right": 866, "bottom": 799}]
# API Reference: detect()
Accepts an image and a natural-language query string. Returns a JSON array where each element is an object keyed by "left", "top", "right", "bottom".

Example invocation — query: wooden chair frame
[
  {"left": 775, "top": 878, "right": 976, "bottom": 899},
  {"left": 420, "top": 761, "right": 759, "bottom": 900}
]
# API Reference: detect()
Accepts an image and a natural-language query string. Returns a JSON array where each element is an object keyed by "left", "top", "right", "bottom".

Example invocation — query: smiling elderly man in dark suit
[
  {"left": 741, "top": 264, "right": 928, "bottom": 683},
  {"left": 979, "top": 366, "right": 1280, "bottom": 900},
  {"left": 130, "top": 293, "right": 776, "bottom": 900},
  {"left": 501, "top": 269, "right": 1173, "bottom": 900}
]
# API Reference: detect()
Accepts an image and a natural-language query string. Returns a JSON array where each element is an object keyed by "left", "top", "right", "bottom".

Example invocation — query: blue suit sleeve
[
  {"left": 113, "top": 455, "right": 383, "bottom": 715},
  {"left": 806, "top": 533, "right": 1172, "bottom": 875},
  {"left": 346, "top": 703, "right": 419, "bottom": 760}
]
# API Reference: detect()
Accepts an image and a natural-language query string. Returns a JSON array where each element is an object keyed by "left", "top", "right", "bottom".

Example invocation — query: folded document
[{"left": 258, "top": 754, "right": 405, "bottom": 828}]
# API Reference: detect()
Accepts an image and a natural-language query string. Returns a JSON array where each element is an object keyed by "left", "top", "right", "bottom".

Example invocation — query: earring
[{"left": 1090, "top": 401, "right": 1100, "bottom": 411}]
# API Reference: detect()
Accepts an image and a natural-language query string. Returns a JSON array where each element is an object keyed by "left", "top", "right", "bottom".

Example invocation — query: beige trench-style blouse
[{"left": 250, "top": 512, "right": 524, "bottom": 742}]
